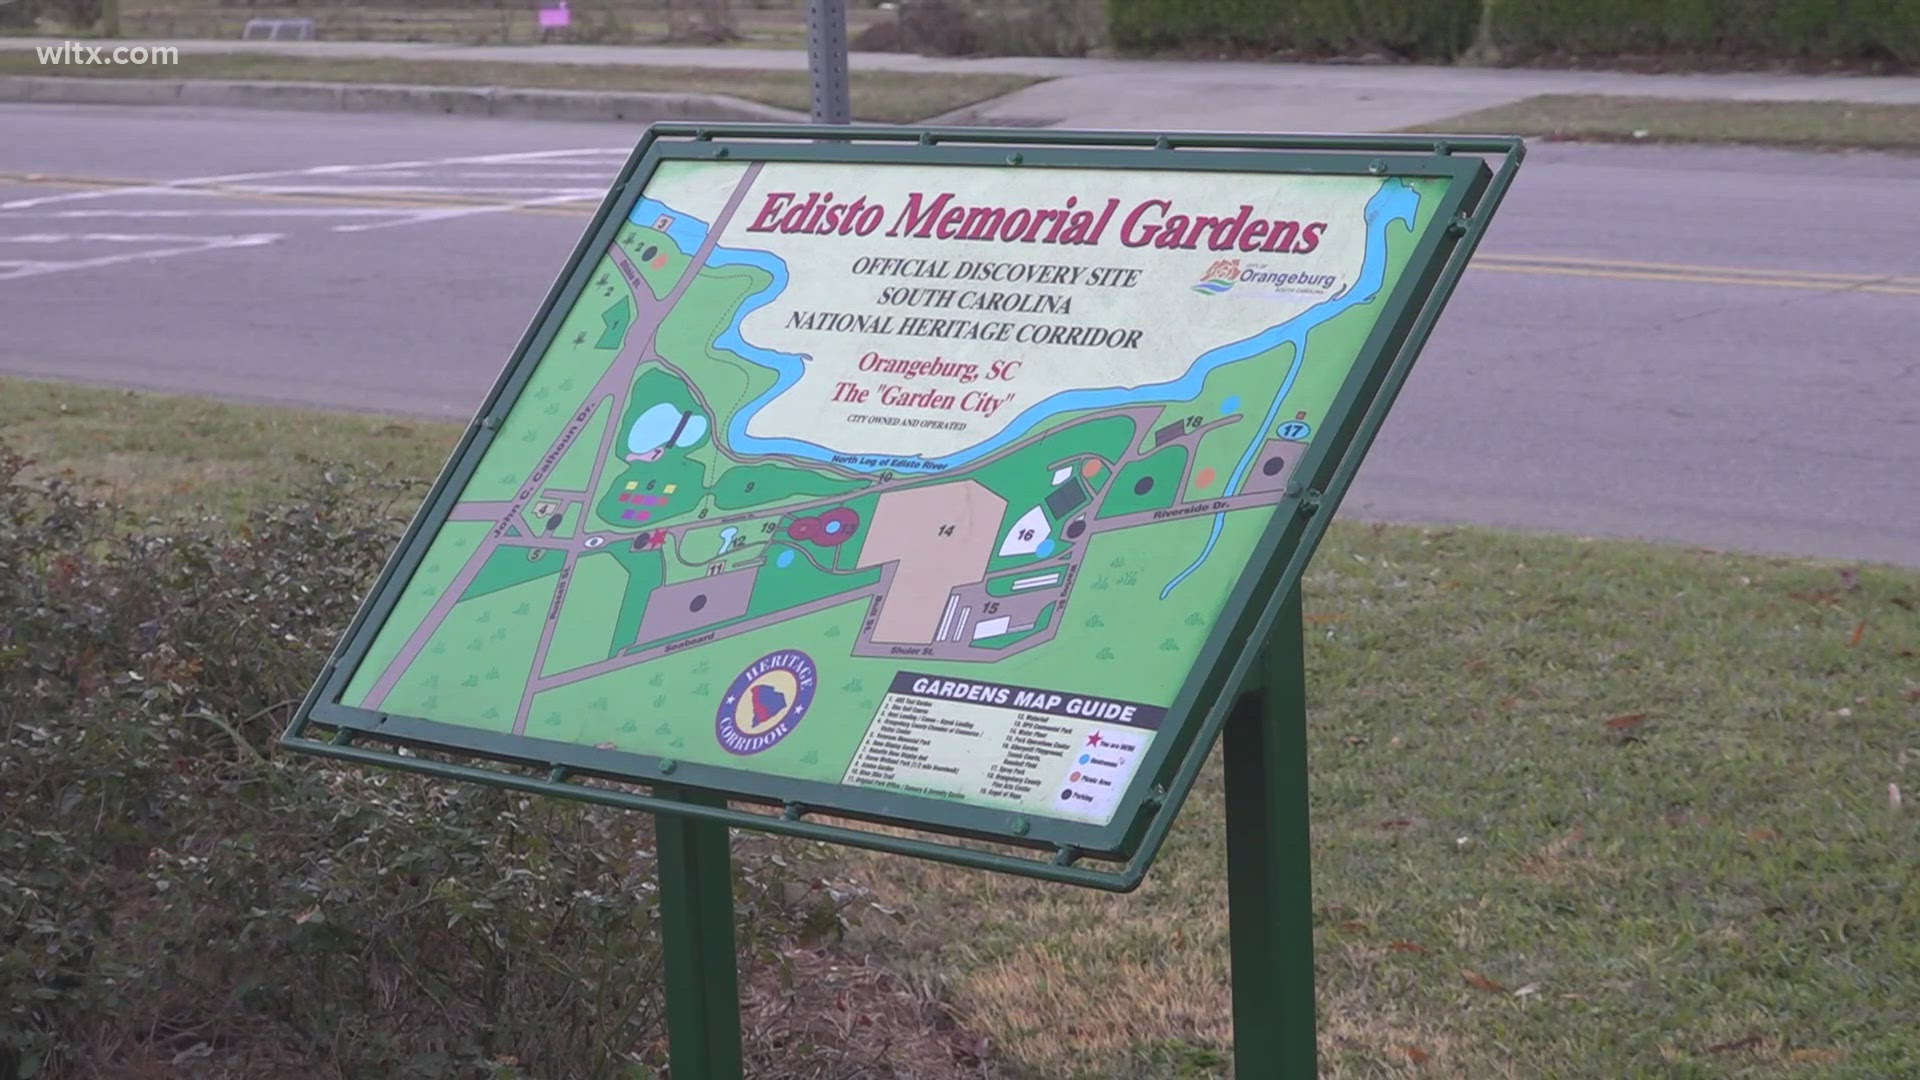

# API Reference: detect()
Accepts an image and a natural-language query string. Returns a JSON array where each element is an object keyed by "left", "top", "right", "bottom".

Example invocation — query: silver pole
[{"left": 806, "top": 0, "right": 852, "bottom": 125}]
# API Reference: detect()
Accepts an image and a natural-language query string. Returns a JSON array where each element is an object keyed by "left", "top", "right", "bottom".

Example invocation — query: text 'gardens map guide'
[{"left": 327, "top": 148, "right": 1457, "bottom": 833}]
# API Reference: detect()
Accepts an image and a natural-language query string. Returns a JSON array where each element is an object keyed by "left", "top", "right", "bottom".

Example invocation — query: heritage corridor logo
[{"left": 716, "top": 650, "right": 818, "bottom": 755}]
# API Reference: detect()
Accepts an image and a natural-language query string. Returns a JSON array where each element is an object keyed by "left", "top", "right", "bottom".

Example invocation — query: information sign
[{"left": 286, "top": 125, "right": 1522, "bottom": 884}]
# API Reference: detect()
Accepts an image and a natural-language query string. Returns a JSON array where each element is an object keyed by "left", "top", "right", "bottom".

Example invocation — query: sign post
[
  {"left": 655, "top": 789, "right": 744, "bottom": 1079},
  {"left": 1226, "top": 586, "right": 1317, "bottom": 1076},
  {"left": 284, "top": 124, "right": 1520, "bottom": 1077},
  {"left": 806, "top": 0, "right": 851, "bottom": 125}
]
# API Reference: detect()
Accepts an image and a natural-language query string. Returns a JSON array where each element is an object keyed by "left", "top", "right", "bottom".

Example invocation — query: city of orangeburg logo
[
  {"left": 1192, "top": 257, "right": 1240, "bottom": 295},
  {"left": 715, "top": 650, "right": 816, "bottom": 755},
  {"left": 1193, "top": 256, "right": 1340, "bottom": 298}
]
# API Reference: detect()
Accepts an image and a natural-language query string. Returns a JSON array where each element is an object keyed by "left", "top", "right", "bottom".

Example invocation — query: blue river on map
[{"left": 628, "top": 180, "right": 1422, "bottom": 594}]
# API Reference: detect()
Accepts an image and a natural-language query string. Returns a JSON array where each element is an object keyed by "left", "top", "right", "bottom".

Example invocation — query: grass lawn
[
  {"left": 1415, "top": 94, "right": 1920, "bottom": 153},
  {"left": 0, "top": 376, "right": 459, "bottom": 520},
  {"left": 0, "top": 51, "right": 1041, "bottom": 123},
  {"left": 6, "top": 375, "right": 1916, "bottom": 1076},
  {"left": 848, "top": 527, "right": 1920, "bottom": 1076}
]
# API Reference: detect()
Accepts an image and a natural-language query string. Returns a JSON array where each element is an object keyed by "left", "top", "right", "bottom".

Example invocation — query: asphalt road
[{"left": 2, "top": 104, "right": 1914, "bottom": 567}]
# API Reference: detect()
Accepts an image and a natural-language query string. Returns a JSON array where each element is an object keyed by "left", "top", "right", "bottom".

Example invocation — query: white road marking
[
  {"left": 0, "top": 147, "right": 624, "bottom": 211},
  {"left": 0, "top": 208, "right": 407, "bottom": 219},
  {"left": 0, "top": 232, "right": 280, "bottom": 280},
  {"left": 238, "top": 184, "right": 602, "bottom": 195},
  {"left": 339, "top": 170, "right": 614, "bottom": 181},
  {"left": 329, "top": 192, "right": 604, "bottom": 233},
  {"left": 1, "top": 231, "right": 261, "bottom": 243},
  {"left": 0, "top": 161, "right": 436, "bottom": 210},
  {"left": 445, "top": 171, "right": 614, "bottom": 181},
  {"left": 0, "top": 147, "right": 624, "bottom": 278}
]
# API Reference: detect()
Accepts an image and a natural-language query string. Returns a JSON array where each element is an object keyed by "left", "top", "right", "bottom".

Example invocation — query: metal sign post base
[
  {"left": 1225, "top": 584, "right": 1318, "bottom": 1077},
  {"left": 650, "top": 588, "right": 1320, "bottom": 1080},
  {"left": 657, "top": 790, "right": 745, "bottom": 1080}
]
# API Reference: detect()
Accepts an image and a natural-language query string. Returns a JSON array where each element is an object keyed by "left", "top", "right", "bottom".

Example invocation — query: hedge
[
  {"left": 1108, "top": 0, "right": 1481, "bottom": 60},
  {"left": 1492, "top": 0, "right": 1920, "bottom": 63},
  {"left": 1111, "top": 0, "right": 1919, "bottom": 63}
]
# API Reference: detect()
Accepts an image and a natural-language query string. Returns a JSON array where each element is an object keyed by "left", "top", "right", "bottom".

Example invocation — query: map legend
[{"left": 843, "top": 672, "right": 1161, "bottom": 823}]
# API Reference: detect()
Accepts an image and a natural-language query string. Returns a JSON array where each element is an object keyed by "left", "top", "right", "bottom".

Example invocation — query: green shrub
[
  {"left": 1109, "top": 0, "right": 1280, "bottom": 52},
  {"left": 1110, "top": 0, "right": 1916, "bottom": 62},
  {"left": 1293, "top": 0, "right": 1481, "bottom": 58},
  {"left": 27, "top": 0, "right": 92, "bottom": 30},
  {"left": 0, "top": 0, "right": 36, "bottom": 30},
  {"left": 1885, "top": 0, "right": 1920, "bottom": 62},
  {"left": 0, "top": 443, "right": 864, "bottom": 1079},
  {"left": 1109, "top": 0, "right": 1479, "bottom": 59},
  {"left": 972, "top": 0, "right": 1109, "bottom": 58},
  {"left": 1489, "top": 0, "right": 1919, "bottom": 62}
]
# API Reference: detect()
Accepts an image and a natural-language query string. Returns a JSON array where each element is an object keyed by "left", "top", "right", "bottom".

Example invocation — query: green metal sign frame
[
  {"left": 283, "top": 124, "right": 1520, "bottom": 893},
  {"left": 283, "top": 123, "right": 1520, "bottom": 1079}
]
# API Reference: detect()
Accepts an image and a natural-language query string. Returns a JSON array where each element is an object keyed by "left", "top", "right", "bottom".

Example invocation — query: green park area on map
[{"left": 336, "top": 157, "right": 1450, "bottom": 827}]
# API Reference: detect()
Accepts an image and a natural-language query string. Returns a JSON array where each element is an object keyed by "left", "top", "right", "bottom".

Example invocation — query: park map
[{"left": 339, "top": 158, "right": 1446, "bottom": 827}]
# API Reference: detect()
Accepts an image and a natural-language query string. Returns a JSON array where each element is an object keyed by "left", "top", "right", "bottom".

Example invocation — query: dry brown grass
[
  {"left": 741, "top": 946, "right": 1002, "bottom": 1079},
  {"left": 830, "top": 753, "right": 1491, "bottom": 1077},
  {"left": 1514, "top": 825, "right": 1616, "bottom": 886}
]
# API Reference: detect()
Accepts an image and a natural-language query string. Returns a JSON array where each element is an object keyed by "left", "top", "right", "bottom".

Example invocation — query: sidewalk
[{"left": 4, "top": 36, "right": 1919, "bottom": 129}]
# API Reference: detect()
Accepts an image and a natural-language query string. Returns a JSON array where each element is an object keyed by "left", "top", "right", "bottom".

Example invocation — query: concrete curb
[{"left": 0, "top": 75, "right": 809, "bottom": 123}]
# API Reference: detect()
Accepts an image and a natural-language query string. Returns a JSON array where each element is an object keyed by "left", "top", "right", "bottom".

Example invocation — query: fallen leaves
[
  {"left": 1461, "top": 968, "right": 1505, "bottom": 993},
  {"left": 1847, "top": 620, "right": 1866, "bottom": 647},
  {"left": 1787, "top": 589, "right": 1842, "bottom": 606},
  {"left": 1387, "top": 941, "right": 1430, "bottom": 955},
  {"left": 1540, "top": 826, "right": 1586, "bottom": 857},
  {"left": 1603, "top": 712, "right": 1647, "bottom": 732},
  {"left": 1519, "top": 826, "right": 1607, "bottom": 884},
  {"left": 1401, "top": 1044, "right": 1430, "bottom": 1065},
  {"left": 1706, "top": 1033, "right": 1765, "bottom": 1054}
]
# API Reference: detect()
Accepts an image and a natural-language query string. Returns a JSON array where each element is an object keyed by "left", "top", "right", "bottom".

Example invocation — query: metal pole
[
  {"left": 1224, "top": 583, "right": 1318, "bottom": 1076},
  {"left": 805, "top": 0, "right": 852, "bottom": 124},
  {"left": 655, "top": 789, "right": 745, "bottom": 1079}
]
